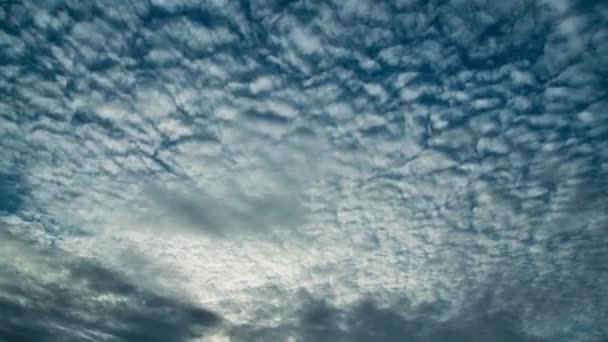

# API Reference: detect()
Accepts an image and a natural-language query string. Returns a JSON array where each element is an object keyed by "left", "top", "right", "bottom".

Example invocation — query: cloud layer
[{"left": 1, "top": 0, "right": 607, "bottom": 341}]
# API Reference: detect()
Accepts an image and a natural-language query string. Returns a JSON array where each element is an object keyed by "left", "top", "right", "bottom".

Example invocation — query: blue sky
[{"left": 1, "top": 0, "right": 607, "bottom": 341}]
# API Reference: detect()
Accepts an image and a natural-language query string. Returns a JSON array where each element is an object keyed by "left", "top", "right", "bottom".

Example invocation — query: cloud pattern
[{"left": 1, "top": 0, "right": 608, "bottom": 341}]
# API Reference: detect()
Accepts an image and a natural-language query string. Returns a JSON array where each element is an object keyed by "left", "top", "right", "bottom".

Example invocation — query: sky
[{"left": 0, "top": 0, "right": 607, "bottom": 341}]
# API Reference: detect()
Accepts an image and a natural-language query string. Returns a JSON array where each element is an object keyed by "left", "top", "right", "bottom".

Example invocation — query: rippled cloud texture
[{"left": 1, "top": 0, "right": 607, "bottom": 341}]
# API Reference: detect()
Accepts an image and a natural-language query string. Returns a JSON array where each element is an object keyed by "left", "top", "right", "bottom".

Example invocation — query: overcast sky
[{"left": 1, "top": 0, "right": 607, "bottom": 341}]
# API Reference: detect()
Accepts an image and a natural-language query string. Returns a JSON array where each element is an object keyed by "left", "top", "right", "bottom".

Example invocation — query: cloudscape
[{"left": 1, "top": 0, "right": 607, "bottom": 341}]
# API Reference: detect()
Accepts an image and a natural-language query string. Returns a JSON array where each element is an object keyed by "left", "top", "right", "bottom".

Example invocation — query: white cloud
[
  {"left": 249, "top": 76, "right": 275, "bottom": 94},
  {"left": 289, "top": 26, "right": 321, "bottom": 54}
]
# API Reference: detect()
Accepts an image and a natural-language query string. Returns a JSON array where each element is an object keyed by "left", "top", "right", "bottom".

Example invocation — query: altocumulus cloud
[{"left": 1, "top": 0, "right": 608, "bottom": 341}]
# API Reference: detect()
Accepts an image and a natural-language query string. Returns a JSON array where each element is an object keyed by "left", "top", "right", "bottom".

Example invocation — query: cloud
[
  {"left": 0, "top": 230, "right": 222, "bottom": 342},
  {"left": 290, "top": 26, "right": 322, "bottom": 54},
  {"left": 0, "top": 0, "right": 607, "bottom": 340},
  {"left": 138, "top": 180, "right": 309, "bottom": 236},
  {"left": 228, "top": 290, "right": 543, "bottom": 342}
]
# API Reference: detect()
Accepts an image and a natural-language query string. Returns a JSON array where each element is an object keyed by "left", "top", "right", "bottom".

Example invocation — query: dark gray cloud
[
  {"left": 228, "top": 290, "right": 544, "bottom": 342},
  {"left": 0, "top": 230, "right": 221, "bottom": 342},
  {"left": 1, "top": 0, "right": 608, "bottom": 340}
]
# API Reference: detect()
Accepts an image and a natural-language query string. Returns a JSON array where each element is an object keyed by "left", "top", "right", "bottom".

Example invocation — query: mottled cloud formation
[{"left": 1, "top": 0, "right": 608, "bottom": 340}]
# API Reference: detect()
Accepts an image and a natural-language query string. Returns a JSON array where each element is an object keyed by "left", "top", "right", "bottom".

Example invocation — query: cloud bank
[{"left": 0, "top": 230, "right": 221, "bottom": 342}]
